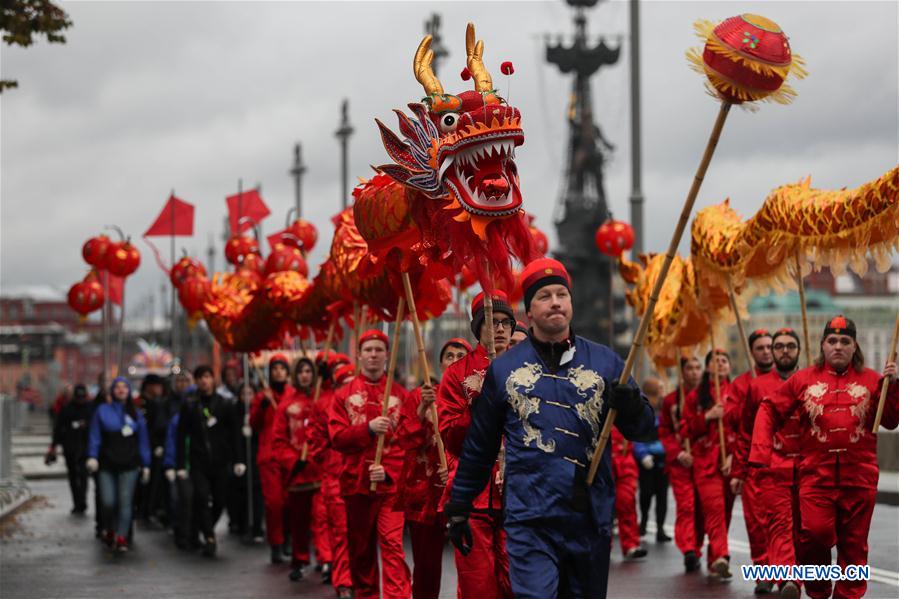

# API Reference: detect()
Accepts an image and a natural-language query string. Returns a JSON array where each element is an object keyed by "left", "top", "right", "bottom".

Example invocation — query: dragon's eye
[{"left": 440, "top": 113, "right": 459, "bottom": 132}]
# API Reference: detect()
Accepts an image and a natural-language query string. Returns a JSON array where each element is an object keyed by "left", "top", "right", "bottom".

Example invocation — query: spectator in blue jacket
[
  {"left": 632, "top": 377, "right": 670, "bottom": 542},
  {"left": 86, "top": 376, "right": 151, "bottom": 553}
]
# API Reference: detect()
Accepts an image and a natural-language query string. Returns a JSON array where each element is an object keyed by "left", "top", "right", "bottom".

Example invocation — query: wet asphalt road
[{"left": 2, "top": 479, "right": 897, "bottom": 598}]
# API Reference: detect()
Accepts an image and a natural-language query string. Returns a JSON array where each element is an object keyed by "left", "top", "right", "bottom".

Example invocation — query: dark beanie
[
  {"left": 822, "top": 315, "right": 856, "bottom": 340},
  {"left": 470, "top": 291, "right": 515, "bottom": 338},
  {"left": 520, "top": 258, "right": 571, "bottom": 312},
  {"left": 748, "top": 328, "right": 773, "bottom": 349},
  {"left": 773, "top": 327, "right": 801, "bottom": 347}
]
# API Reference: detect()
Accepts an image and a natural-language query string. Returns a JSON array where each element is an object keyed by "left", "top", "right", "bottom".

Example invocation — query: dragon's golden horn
[
  {"left": 414, "top": 35, "right": 444, "bottom": 97},
  {"left": 466, "top": 23, "right": 493, "bottom": 93}
]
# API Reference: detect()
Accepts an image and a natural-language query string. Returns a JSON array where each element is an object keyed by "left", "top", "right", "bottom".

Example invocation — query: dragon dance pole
[
  {"left": 371, "top": 298, "right": 405, "bottom": 492},
  {"left": 794, "top": 253, "right": 812, "bottom": 367},
  {"left": 872, "top": 314, "right": 899, "bottom": 433},
  {"left": 726, "top": 276, "right": 755, "bottom": 379},
  {"left": 587, "top": 101, "right": 732, "bottom": 485},
  {"left": 302, "top": 318, "right": 337, "bottom": 461},
  {"left": 675, "top": 347, "right": 690, "bottom": 454},
  {"left": 709, "top": 326, "right": 727, "bottom": 468},
  {"left": 482, "top": 261, "right": 497, "bottom": 361},
  {"left": 401, "top": 272, "right": 449, "bottom": 471}
]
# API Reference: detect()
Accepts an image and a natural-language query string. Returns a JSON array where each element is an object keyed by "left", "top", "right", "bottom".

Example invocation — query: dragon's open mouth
[{"left": 442, "top": 136, "right": 522, "bottom": 216}]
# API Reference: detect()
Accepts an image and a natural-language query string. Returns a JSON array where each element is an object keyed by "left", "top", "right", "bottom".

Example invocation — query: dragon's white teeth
[{"left": 439, "top": 155, "right": 455, "bottom": 180}]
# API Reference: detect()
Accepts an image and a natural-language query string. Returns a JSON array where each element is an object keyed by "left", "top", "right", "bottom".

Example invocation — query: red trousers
[
  {"left": 311, "top": 491, "right": 332, "bottom": 564},
  {"left": 454, "top": 513, "right": 512, "bottom": 599},
  {"left": 344, "top": 493, "right": 410, "bottom": 599},
  {"left": 287, "top": 489, "right": 314, "bottom": 566},
  {"left": 259, "top": 460, "right": 286, "bottom": 546},
  {"left": 757, "top": 468, "right": 800, "bottom": 583},
  {"left": 321, "top": 482, "right": 352, "bottom": 590},
  {"left": 799, "top": 483, "right": 875, "bottom": 599},
  {"left": 668, "top": 463, "right": 704, "bottom": 556},
  {"left": 408, "top": 518, "right": 446, "bottom": 599},
  {"left": 741, "top": 473, "right": 768, "bottom": 566},
  {"left": 615, "top": 470, "right": 641, "bottom": 554},
  {"left": 694, "top": 472, "right": 729, "bottom": 566}
]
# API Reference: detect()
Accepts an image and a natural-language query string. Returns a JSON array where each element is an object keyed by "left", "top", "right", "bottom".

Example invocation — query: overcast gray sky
[{"left": 2, "top": 1, "right": 897, "bottom": 323}]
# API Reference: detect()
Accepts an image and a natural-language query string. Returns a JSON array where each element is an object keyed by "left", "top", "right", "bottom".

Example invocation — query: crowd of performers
[{"left": 46, "top": 259, "right": 898, "bottom": 599}]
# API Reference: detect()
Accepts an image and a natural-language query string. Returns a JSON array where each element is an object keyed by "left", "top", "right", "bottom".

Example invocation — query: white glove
[
  {"left": 164, "top": 469, "right": 176, "bottom": 482},
  {"left": 176, "top": 469, "right": 189, "bottom": 480},
  {"left": 154, "top": 446, "right": 164, "bottom": 457},
  {"left": 242, "top": 425, "right": 252, "bottom": 438},
  {"left": 233, "top": 463, "right": 247, "bottom": 477},
  {"left": 141, "top": 467, "right": 151, "bottom": 484},
  {"left": 641, "top": 455, "right": 654, "bottom": 470},
  {"left": 86, "top": 458, "right": 99, "bottom": 473}
]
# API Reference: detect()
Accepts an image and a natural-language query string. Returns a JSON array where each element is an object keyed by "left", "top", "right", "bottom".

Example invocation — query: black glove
[
  {"left": 444, "top": 502, "right": 474, "bottom": 556},
  {"left": 291, "top": 459, "right": 307, "bottom": 478},
  {"left": 44, "top": 452, "right": 57, "bottom": 466},
  {"left": 609, "top": 380, "right": 645, "bottom": 423}
]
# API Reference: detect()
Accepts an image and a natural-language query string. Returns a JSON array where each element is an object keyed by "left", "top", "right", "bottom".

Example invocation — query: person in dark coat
[
  {"left": 138, "top": 374, "right": 168, "bottom": 524},
  {"left": 45, "top": 383, "right": 92, "bottom": 514}
]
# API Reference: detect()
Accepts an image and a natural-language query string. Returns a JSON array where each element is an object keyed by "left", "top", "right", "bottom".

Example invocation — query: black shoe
[
  {"left": 656, "top": 530, "right": 672, "bottom": 543},
  {"left": 624, "top": 547, "right": 648, "bottom": 560},
  {"left": 754, "top": 580, "right": 774, "bottom": 594},
  {"left": 321, "top": 562, "right": 332, "bottom": 584},
  {"left": 337, "top": 587, "right": 354, "bottom": 599},
  {"left": 201, "top": 536, "right": 217, "bottom": 558},
  {"left": 779, "top": 581, "right": 800, "bottom": 599},
  {"left": 639, "top": 521, "right": 647, "bottom": 536},
  {"left": 282, "top": 541, "right": 291, "bottom": 557},
  {"left": 684, "top": 551, "right": 701, "bottom": 573},
  {"left": 270, "top": 545, "right": 285, "bottom": 564},
  {"left": 289, "top": 566, "right": 305, "bottom": 581}
]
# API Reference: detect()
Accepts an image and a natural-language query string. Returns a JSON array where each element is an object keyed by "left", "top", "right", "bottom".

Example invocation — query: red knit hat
[
  {"left": 333, "top": 364, "right": 355, "bottom": 386},
  {"left": 269, "top": 353, "right": 290, "bottom": 369},
  {"left": 520, "top": 258, "right": 571, "bottom": 311},
  {"left": 440, "top": 337, "right": 473, "bottom": 361},
  {"left": 358, "top": 329, "right": 389, "bottom": 349}
]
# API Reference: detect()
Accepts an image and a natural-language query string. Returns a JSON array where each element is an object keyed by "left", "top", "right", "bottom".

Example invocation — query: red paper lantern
[
  {"left": 286, "top": 218, "right": 318, "bottom": 253},
  {"left": 225, "top": 235, "right": 260, "bottom": 266},
  {"left": 240, "top": 252, "right": 265, "bottom": 274},
  {"left": 106, "top": 240, "right": 141, "bottom": 277},
  {"left": 82, "top": 235, "right": 111, "bottom": 269},
  {"left": 178, "top": 276, "right": 211, "bottom": 318},
  {"left": 170, "top": 256, "right": 207, "bottom": 289},
  {"left": 595, "top": 219, "right": 635, "bottom": 258},
  {"left": 265, "top": 243, "right": 309, "bottom": 277},
  {"left": 67, "top": 274, "right": 105, "bottom": 319}
]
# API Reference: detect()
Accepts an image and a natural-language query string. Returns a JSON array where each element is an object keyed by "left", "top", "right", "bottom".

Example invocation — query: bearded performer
[
  {"left": 308, "top": 362, "right": 355, "bottom": 599},
  {"left": 328, "top": 330, "right": 412, "bottom": 599},
  {"left": 396, "top": 338, "right": 470, "bottom": 599},
  {"left": 751, "top": 316, "right": 899, "bottom": 599},
  {"left": 681, "top": 349, "right": 735, "bottom": 581},
  {"left": 438, "top": 292, "right": 516, "bottom": 599},
  {"left": 250, "top": 353, "right": 296, "bottom": 564},
  {"left": 445, "top": 259, "right": 655, "bottom": 598},
  {"left": 736, "top": 328, "right": 802, "bottom": 598},
  {"left": 271, "top": 356, "right": 322, "bottom": 582},
  {"left": 726, "top": 329, "right": 774, "bottom": 592},
  {"left": 658, "top": 355, "right": 705, "bottom": 572}
]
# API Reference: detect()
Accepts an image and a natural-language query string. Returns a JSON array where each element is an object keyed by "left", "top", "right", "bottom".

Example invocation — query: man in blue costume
[{"left": 445, "top": 258, "right": 656, "bottom": 598}]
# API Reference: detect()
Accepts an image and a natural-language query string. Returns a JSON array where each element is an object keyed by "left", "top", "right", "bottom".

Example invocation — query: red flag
[
  {"left": 144, "top": 195, "right": 195, "bottom": 237},
  {"left": 103, "top": 273, "right": 124, "bottom": 306},
  {"left": 227, "top": 189, "right": 270, "bottom": 235}
]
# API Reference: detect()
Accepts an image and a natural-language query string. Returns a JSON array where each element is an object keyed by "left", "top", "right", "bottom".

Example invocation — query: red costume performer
[
  {"left": 681, "top": 349, "right": 734, "bottom": 580},
  {"left": 611, "top": 428, "right": 643, "bottom": 558},
  {"left": 751, "top": 316, "right": 899, "bottom": 599},
  {"left": 659, "top": 376, "right": 704, "bottom": 571},
  {"left": 249, "top": 354, "right": 295, "bottom": 558},
  {"left": 271, "top": 378, "right": 321, "bottom": 578},
  {"left": 328, "top": 330, "right": 411, "bottom": 599},
  {"left": 438, "top": 292, "right": 514, "bottom": 599},
  {"left": 308, "top": 364, "right": 355, "bottom": 598}
]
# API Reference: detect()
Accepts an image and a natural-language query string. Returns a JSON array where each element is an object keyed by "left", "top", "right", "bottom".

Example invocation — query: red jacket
[
  {"left": 327, "top": 373, "right": 409, "bottom": 496},
  {"left": 727, "top": 367, "right": 767, "bottom": 480},
  {"left": 250, "top": 384, "right": 297, "bottom": 464},
  {"left": 270, "top": 388, "right": 321, "bottom": 488},
  {"left": 750, "top": 365, "right": 899, "bottom": 489},
  {"left": 611, "top": 428, "right": 638, "bottom": 480},
  {"left": 437, "top": 344, "right": 503, "bottom": 512},
  {"left": 659, "top": 389, "right": 688, "bottom": 466},
  {"left": 395, "top": 385, "right": 446, "bottom": 524},
  {"left": 307, "top": 389, "right": 342, "bottom": 497},
  {"left": 681, "top": 378, "right": 732, "bottom": 478},
  {"left": 735, "top": 370, "right": 801, "bottom": 480}
]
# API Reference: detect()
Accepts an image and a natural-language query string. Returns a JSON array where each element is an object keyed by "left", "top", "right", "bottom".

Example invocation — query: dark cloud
[{"left": 2, "top": 1, "right": 895, "bottom": 318}]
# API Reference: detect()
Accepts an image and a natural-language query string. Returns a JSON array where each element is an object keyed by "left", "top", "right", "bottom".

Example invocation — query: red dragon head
[{"left": 375, "top": 23, "right": 524, "bottom": 241}]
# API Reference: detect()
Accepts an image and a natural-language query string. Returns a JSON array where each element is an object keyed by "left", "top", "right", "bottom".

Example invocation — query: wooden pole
[
  {"left": 709, "top": 327, "right": 727, "bottom": 468},
  {"left": 586, "top": 102, "right": 732, "bottom": 485},
  {"left": 794, "top": 253, "right": 812, "bottom": 367},
  {"left": 116, "top": 282, "right": 127, "bottom": 377},
  {"left": 302, "top": 318, "right": 336, "bottom": 461},
  {"left": 482, "top": 262, "right": 497, "bottom": 361},
  {"left": 726, "top": 276, "right": 756, "bottom": 379},
  {"left": 675, "top": 347, "right": 691, "bottom": 453},
  {"left": 401, "top": 272, "right": 449, "bottom": 472},
  {"left": 872, "top": 314, "right": 899, "bottom": 433},
  {"left": 371, "top": 298, "right": 405, "bottom": 492}
]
